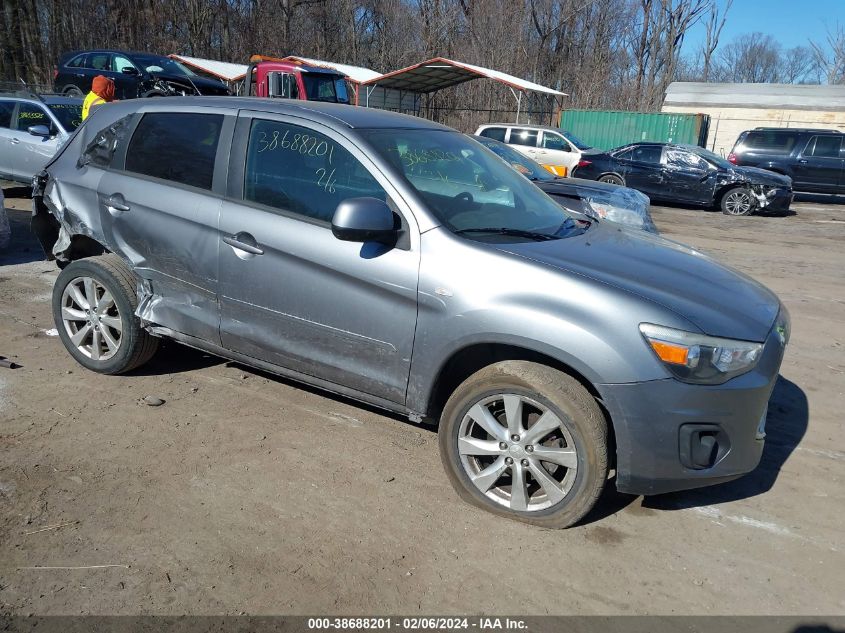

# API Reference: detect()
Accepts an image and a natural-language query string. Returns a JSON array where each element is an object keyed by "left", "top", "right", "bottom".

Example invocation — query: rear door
[
  {"left": 0, "top": 99, "right": 17, "bottom": 179},
  {"left": 794, "top": 135, "right": 844, "bottom": 193},
  {"left": 96, "top": 107, "right": 235, "bottom": 342},
  {"left": 81, "top": 52, "right": 113, "bottom": 91},
  {"left": 507, "top": 128, "right": 541, "bottom": 160},
  {"left": 616, "top": 145, "right": 665, "bottom": 197},
  {"left": 218, "top": 112, "right": 420, "bottom": 404},
  {"left": 537, "top": 130, "right": 579, "bottom": 176}
]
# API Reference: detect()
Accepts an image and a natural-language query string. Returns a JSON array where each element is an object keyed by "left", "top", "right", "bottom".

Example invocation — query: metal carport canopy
[
  {"left": 361, "top": 57, "right": 567, "bottom": 97},
  {"left": 361, "top": 57, "right": 565, "bottom": 121}
]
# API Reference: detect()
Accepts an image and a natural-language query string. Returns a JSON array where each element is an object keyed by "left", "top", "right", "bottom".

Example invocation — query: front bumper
[
  {"left": 599, "top": 320, "right": 787, "bottom": 496},
  {"left": 758, "top": 187, "right": 793, "bottom": 213}
]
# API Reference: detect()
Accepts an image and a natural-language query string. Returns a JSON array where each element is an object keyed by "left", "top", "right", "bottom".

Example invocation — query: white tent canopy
[{"left": 280, "top": 56, "right": 382, "bottom": 84}]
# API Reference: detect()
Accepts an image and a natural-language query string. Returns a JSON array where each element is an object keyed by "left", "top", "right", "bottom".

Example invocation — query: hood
[
  {"left": 497, "top": 223, "right": 780, "bottom": 342},
  {"left": 538, "top": 177, "right": 622, "bottom": 197},
  {"left": 729, "top": 165, "right": 792, "bottom": 187},
  {"left": 147, "top": 72, "right": 230, "bottom": 95}
]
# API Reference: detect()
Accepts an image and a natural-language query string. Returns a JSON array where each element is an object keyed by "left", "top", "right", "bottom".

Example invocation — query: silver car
[
  {"left": 0, "top": 93, "right": 82, "bottom": 184},
  {"left": 33, "top": 98, "right": 789, "bottom": 528}
]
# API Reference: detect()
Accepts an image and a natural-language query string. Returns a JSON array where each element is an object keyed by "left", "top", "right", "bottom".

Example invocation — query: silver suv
[
  {"left": 0, "top": 92, "right": 82, "bottom": 183},
  {"left": 33, "top": 98, "right": 789, "bottom": 528}
]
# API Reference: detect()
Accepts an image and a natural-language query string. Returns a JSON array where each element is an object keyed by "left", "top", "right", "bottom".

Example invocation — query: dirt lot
[{"left": 1, "top": 185, "right": 843, "bottom": 616}]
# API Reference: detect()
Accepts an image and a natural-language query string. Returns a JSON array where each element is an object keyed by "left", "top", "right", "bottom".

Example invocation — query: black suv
[
  {"left": 54, "top": 50, "right": 230, "bottom": 99},
  {"left": 729, "top": 128, "right": 844, "bottom": 194}
]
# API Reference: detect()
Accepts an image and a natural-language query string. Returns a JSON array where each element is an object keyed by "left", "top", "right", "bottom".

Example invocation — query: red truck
[{"left": 243, "top": 55, "right": 352, "bottom": 104}]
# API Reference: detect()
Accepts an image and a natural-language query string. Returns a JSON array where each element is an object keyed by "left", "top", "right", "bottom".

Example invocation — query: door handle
[
  {"left": 798, "top": 159, "right": 808, "bottom": 164},
  {"left": 223, "top": 233, "right": 264, "bottom": 256},
  {"left": 104, "top": 195, "right": 130, "bottom": 212},
  {"left": 10, "top": 138, "right": 19, "bottom": 144}
]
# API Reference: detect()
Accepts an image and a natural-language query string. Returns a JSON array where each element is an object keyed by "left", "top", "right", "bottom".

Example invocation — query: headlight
[{"left": 639, "top": 323, "right": 763, "bottom": 384}]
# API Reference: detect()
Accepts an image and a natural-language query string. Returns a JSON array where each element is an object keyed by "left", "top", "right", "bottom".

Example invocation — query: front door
[
  {"left": 11, "top": 102, "right": 62, "bottom": 181},
  {"left": 218, "top": 113, "right": 420, "bottom": 404},
  {"left": 793, "top": 135, "right": 844, "bottom": 193},
  {"left": 96, "top": 108, "right": 233, "bottom": 342},
  {"left": 662, "top": 146, "right": 717, "bottom": 204}
]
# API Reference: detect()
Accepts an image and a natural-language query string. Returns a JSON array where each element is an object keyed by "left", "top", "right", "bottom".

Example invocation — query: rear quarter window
[
  {"left": 479, "top": 127, "right": 506, "bottom": 142},
  {"left": 0, "top": 100, "right": 14, "bottom": 128},
  {"left": 742, "top": 131, "right": 798, "bottom": 153},
  {"left": 124, "top": 112, "right": 223, "bottom": 190}
]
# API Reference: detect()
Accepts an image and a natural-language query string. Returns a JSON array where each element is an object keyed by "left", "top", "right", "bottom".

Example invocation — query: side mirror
[
  {"left": 332, "top": 197, "right": 398, "bottom": 244},
  {"left": 121, "top": 67, "right": 139, "bottom": 75},
  {"left": 27, "top": 125, "right": 51, "bottom": 138}
]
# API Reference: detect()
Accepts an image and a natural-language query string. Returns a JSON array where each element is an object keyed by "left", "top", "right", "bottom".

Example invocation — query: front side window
[
  {"left": 113, "top": 55, "right": 136, "bottom": 73},
  {"left": 15, "top": 103, "right": 53, "bottom": 133},
  {"left": 125, "top": 112, "right": 223, "bottom": 189},
  {"left": 244, "top": 119, "right": 386, "bottom": 223},
  {"left": 47, "top": 103, "right": 82, "bottom": 131},
  {"left": 364, "top": 129, "right": 580, "bottom": 241},
  {"left": 806, "top": 136, "right": 842, "bottom": 158},
  {"left": 663, "top": 148, "right": 708, "bottom": 171},
  {"left": 509, "top": 129, "right": 539, "bottom": 147},
  {"left": 479, "top": 127, "right": 506, "bottom": 142}
]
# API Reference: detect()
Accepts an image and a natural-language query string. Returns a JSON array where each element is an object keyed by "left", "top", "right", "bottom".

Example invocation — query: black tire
[
  {"left": 438, "top": 361, "right": 608, "bottom": 528},
  {"left": 52, "top": 254, "right": 159, "bottom": 374},
  {"left": 598, "top": 174, "right": 624, "bottom": 186},
  {"left": 720, "top": 186, "right": 756, "bottom": 216},
  {"left": 62, "top": 85, "right": 83, "bottom": 97}
]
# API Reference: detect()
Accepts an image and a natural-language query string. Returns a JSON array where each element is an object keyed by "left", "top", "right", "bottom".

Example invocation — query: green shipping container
[{"left": 558, "top": 110, "right": 710, "bottom": 151}]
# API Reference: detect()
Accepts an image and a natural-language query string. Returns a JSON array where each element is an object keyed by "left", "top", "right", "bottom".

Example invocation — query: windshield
[
  {"left": 302, "top": 73, "right": 349, "bottom": 103},
  {"left": 46, "top": 102, "right": 82, "bottom": 131},
  {"left": 473, "top": 135, "right": 555, "bottom": 182},
  {"left": 686, "top": 145, "right": 732, "bottom": 169},
  {"left": 364, "top": 130, "right": 580, "bottom": 241},
  {"left": 133, "top": 55, "right": 197, "bottom": 77},
  {"left": 562, "top": 130, "right": 591, "bottom": 150}
]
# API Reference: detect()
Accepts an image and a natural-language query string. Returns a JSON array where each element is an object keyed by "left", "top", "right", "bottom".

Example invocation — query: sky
[{"left": 683, "top": 0, "right": 845, "bottom": 53}]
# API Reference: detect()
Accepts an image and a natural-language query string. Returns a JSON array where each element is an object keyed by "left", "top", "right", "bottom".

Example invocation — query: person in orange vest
[{"left": 82, "top": 76, "right": 116, "bottom": 120}]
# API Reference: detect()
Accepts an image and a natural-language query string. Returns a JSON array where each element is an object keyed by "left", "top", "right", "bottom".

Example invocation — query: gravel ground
[{"left": 0, "top": 184, "right": 843, "bottom": 616}]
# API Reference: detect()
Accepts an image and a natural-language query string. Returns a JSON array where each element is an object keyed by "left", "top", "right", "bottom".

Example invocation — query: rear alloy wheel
[
  {"left": 63, "top": 85, "right": 83, "bottom": 97},
  {"left": 598, "top": 174, "right": 624, "bottom": 186},
  {"left": 721, "top": 187, "right": 756, "bottom": 216},
  {"left": 439, "top": 361, "right": 608, "bottom": 528},
  {"left": 52, "top": 255, "right": 159, "bottom": 374}
]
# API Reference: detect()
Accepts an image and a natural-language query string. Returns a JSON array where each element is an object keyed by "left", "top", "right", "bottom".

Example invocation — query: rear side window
[
  {"left": 125, "top": 112, "right": 223, "bottom": 190},
  {"left": 742, "top": 131, "right": 797, "bottom": 153},
  {"left": 243, "top": 119, "right": 387, "bottom": 223},
  {"left": 16, "top": 103, "right": 54, "bottom": 133},
  {"left": 479, "top": 127, "right": 506, "bottom": 142},
  {"left": 66, "top": 54, "right": 87, "bottom": 69},
  {"left": 0, "top": 100, "right": 14, "bottom": 128},
  {"left": 79, "top": 115, "right": 134, "bottom": 168},
  {"left": 509, "top": 129, "right": 538, "bottom": 147},
  {"left": 805, "top": 135, "right": 842, "bottom": 158}
]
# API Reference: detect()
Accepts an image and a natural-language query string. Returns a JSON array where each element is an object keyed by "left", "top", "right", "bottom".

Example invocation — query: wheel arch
[{"left": 423, "top": 342, "right": 615, "bottom": 462}]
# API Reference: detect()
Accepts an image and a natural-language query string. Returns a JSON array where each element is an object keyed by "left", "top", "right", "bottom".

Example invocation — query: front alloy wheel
[
  {"left": 458, "top": 394, "right": 578, "bottom": 512},
  {"left": 439, "top": 361, "right": 608, "bottom": 528},
  {"left": 722, "top": 187, "right": 755, "bottom": 216}
]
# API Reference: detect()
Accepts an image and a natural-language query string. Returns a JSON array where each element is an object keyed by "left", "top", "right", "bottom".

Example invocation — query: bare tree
[
  {"left": 717, "top": 32, "right": 782, "bottom": 83},
  {"left": 700, "top": 0, "right": 731, "bottom": 81},
  {"left": 810, "top": 23, "right": 845, "bottom": 84}
]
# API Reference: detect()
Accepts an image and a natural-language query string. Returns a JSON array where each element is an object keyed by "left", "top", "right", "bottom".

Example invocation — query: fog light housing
[{"left": 679, "top": 424, "right": 731, "bottom": 470}]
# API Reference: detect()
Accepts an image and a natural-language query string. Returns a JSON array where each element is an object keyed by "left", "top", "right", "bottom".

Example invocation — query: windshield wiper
[{"left": 455, "top": 227, "right": 557, "bottom": 241}]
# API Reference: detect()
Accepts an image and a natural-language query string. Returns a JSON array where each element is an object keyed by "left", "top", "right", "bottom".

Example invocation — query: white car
[{"left": 474, "top": 123, "right": 592, "bottom": 177}]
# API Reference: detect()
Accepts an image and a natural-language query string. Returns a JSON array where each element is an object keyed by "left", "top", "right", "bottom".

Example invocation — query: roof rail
[{"left": 753, "top": 126, "right": 842, "bottom": 133}]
